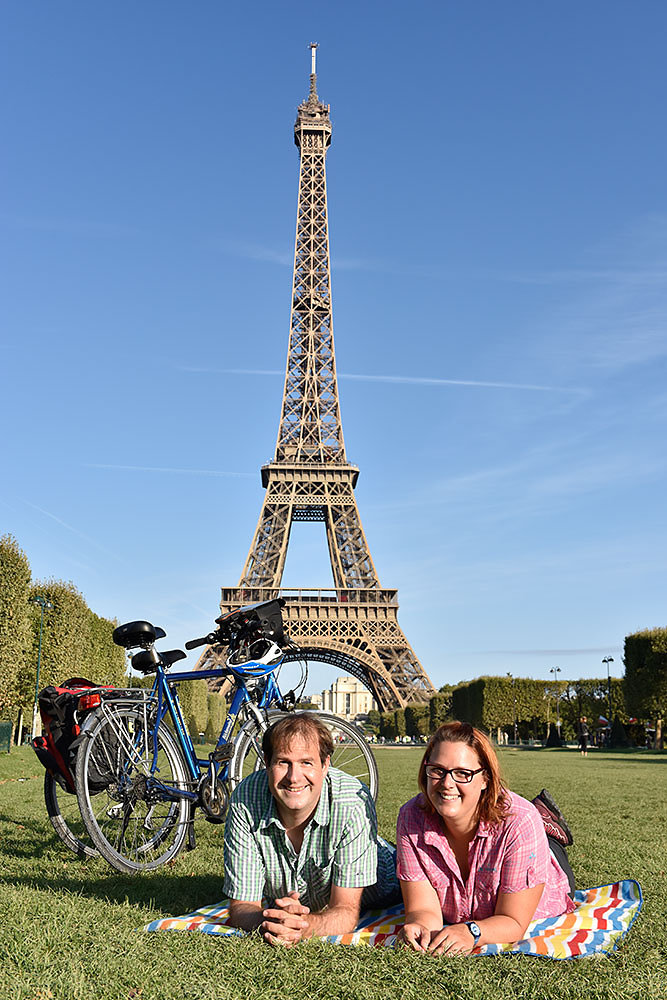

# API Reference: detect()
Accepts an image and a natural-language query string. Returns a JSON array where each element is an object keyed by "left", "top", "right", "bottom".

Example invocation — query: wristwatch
[{"left": 465, "top": 920, "right": 482, "bottom": 947}]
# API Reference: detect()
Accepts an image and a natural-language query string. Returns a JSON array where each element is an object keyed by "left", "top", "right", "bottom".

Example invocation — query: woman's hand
[
  {"left": 398, "top": 921, "right": 433, "bottom": 952},
  {"left": 426, "top": 922, "right": 476, "bottom": 955},
  {"left": 398, "top": 879, "right": 446, "bottom": 952},
  {"left": 399, "top": 920, "right": 477, "bottom": 955}
]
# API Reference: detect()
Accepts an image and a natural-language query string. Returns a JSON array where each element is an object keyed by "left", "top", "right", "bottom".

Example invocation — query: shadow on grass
[
  {"left": 504, "top": 748, "right": 666, "bottom": 761},
  {"left": 0, "top": 866, "right": 226, "bottom": 915},
  {"left": 0, "top": 810, "right": 68, "bottom": 860}
]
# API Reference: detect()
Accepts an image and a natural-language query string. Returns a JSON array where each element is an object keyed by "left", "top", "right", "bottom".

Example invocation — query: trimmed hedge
[
  {"left": 0, "top": 534, "right": 126, "bottom": 726},
  {"left": 0, "top": 535, "right": 32, "bottom": 715},
  {"left": 624, "top": 627, "right": 667, "bottom": 747}
]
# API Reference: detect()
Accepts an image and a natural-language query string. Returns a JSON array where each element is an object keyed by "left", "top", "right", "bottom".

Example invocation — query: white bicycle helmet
[{"left": 227, "top": 637, "right": 283, "bottom": 671}]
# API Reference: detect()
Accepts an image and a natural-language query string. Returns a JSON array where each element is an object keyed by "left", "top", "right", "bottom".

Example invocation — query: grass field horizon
[{"left": 0, "top": 743, "right": 665, "bottom": 1000}]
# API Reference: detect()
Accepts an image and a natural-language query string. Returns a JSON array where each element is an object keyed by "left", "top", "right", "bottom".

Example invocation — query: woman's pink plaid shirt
[{"left": 396, "top": 790, "right": 576, "bottom": 923}]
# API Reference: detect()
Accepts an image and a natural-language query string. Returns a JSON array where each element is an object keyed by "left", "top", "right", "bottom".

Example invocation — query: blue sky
[{"left": 3, "top": 1, "right": 666, "bottom": 696}]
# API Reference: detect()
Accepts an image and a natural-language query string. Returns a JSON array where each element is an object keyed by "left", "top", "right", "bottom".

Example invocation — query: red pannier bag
[{"left": 31, "top": 678, "right": 113, "bottom": 793}]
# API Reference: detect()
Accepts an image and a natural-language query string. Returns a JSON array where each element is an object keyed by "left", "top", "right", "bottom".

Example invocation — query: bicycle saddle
[{"left": 112, "top": 621, "right": 167, "bottom": 649}]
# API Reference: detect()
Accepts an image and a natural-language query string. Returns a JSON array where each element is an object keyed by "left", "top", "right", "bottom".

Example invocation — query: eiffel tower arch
[{"left": 196, "top": 46, "right": 435, "bottom": 711}]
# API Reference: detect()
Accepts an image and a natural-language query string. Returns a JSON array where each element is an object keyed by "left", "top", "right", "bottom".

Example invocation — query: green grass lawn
[{"left": 0, "top": 744, "right": 665, "bottom": 1000}]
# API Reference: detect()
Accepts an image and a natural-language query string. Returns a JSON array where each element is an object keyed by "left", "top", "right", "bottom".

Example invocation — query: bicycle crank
[{"left": 198, "top": 775, "right": 229, "bottom": 824}]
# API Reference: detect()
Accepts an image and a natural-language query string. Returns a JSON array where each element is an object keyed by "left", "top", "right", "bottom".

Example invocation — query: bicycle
[{"left": 75, "top": 598, "right": 378, "bottom": 874}]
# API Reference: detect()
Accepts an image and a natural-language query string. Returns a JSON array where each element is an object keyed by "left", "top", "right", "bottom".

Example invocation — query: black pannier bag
[{"left": 31, "top": 678, "right": 113, "bottom": 793}]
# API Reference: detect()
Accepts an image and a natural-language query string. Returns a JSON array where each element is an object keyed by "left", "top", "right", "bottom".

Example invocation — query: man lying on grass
[{"left": 223, "top": 713, "right": 399, "bottom": 947}]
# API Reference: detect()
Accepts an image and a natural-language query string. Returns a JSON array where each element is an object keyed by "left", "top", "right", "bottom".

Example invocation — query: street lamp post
[
  {"left": 507, "top": 672, "right": 518, "bottom": 745},
  {"left": 602, "top": 656, "right": 614, "bottom": 730},
  {"left": 550, "top": 666, "right": 562, "bottom": 739},
  {"left": 30, "top": 595, "right": 53, "bottom": 737}
]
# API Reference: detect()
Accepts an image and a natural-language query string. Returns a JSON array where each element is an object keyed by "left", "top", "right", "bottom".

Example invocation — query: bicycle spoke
[{"left": 76, "top": 704, "right": 190, "bottom": 873}]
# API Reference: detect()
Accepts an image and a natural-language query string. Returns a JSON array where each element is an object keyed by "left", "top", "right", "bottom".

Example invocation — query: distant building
[{"left": 310, "top": 675, "right": 378, "bottom": 721}]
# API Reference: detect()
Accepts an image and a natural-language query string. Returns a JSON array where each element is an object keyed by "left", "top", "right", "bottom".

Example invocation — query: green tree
[
  {"left": 124, "top": 672, "right": 153, "bottom": 689},
  {"left": 86, "top": 611, "right": 126, "bottom": 686},
  {"left": 379, "top": 711, "right": 396, "bottom": 739},
  {"left": 26, "top": 579, "right": 90, "bottom": 697},
  {"left": 0, "top": 535, "right": 32, "bottom": 718},
  {"left": 559, "top": 678, "right": 628, "bottom": 742},
  {"left": 624, "top": 628, "right": 667, "bottom": 749},
  {"left": 178, "top": 677, "right": 209, "bottom": 740},
  {"left": 451, "top": 676, "right": 552, "bottom": 740},
  {"left": 405, "top": 703, "right": 429, "bottom": 738},
  {"left": 393, "top": 707, "right": 406, "bottom": 738},
  {"left": 429, "top": 686, "right": 453, "bottom": 731},
  {"left": 204, "top": 692, "right": 227, "bottom": 742},
  {"left": 366, "top": 708, "right": 381, "bottom": 736}
]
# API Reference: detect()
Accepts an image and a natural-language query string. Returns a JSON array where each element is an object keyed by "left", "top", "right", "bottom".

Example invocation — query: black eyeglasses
[{"left": 424, "top": 765, "right": 485, "bottom": 784}]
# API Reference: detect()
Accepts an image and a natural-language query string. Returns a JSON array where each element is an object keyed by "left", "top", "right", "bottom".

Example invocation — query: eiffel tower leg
[
  {"left": 327, "top": 500, "right": 379, "bottom": 590},
  {"left": 239, "top": 499, "right": 292, "bottom": 589}
]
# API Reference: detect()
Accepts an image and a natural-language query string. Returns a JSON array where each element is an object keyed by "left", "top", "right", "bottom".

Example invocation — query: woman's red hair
[{"left": 418, "top": 721, "right": 510, "bottom": 826}]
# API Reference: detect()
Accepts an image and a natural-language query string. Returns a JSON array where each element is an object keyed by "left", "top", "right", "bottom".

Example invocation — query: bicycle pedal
[{"left": 210, "top": 742, "right": 234, "bottom": 764}]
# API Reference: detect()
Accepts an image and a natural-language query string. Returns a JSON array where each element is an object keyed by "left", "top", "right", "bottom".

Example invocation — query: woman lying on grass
[{"left": 396, "top": 721, "right": 576, "bottom": 955}]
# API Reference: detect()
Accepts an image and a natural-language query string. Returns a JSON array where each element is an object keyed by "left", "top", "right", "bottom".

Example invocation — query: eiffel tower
[{"left": 197, "top": 46, "right": 435, "bottom": 710}]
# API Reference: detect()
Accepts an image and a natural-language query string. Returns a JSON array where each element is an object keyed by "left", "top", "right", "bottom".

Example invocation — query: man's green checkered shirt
[{"left": 223, "top": 767, "right": 397, "bottom": 912}]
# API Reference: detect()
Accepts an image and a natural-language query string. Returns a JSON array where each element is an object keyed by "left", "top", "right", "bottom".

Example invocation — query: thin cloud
[
  {"left": 495, "top": 267, "right": 667, "bottom": 286},
  {"left": 1, "top": 213, "right": 141, "bottom": 239},
  {"left": 24, "top": 501, "right": 128, "bottom": 564},
  {"left": 214, "top": 239, "right": 292, "bottom": 267},
  {"left": 340, "top": 372, "right": 579, "bottom": 393},
  {"left": 532, "top": 215, "right": 667, "bottom": 374},
  {"left": 180, "top": 366, "right": 580, "bottom": 394},
  {"left": 214, "top": 240, "right": 411, "bottom": 275},
  {"left": 87, "top": 464, "right": 255, "bottom": 478},
  {"left": 460, "top": 647, "right": 622, "bottom": 656}
]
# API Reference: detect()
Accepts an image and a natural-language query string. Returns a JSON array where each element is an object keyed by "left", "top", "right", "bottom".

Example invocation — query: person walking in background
[{"left": 577, "top": 716, "right": 589, "bottom": 757}]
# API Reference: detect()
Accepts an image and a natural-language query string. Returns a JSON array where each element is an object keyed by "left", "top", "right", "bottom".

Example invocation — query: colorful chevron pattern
[{"left": 144, "top": 879, "right": 642, "bottom": 960}]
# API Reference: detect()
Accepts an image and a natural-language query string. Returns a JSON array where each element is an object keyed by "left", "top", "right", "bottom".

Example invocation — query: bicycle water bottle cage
[{"left": 112, "top": 621, "right": 167, "bottom": 649}]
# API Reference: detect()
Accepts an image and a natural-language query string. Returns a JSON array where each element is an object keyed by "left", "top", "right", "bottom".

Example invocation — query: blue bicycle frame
[{"left": 143, "top": 659, "right": 286, "bottom": 799}]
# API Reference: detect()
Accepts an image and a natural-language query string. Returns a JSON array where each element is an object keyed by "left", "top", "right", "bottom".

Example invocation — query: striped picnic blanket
[{"left": 144, "top": 879, "right": 642, "bottom": 960}]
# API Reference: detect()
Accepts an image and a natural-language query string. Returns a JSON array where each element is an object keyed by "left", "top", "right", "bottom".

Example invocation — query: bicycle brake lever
[{"left": 281, "top": 690, "right": 296, "bottom": 710}]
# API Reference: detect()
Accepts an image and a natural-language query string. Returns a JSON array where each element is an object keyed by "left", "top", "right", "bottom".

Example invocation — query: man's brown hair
[{"left": 262, "top": 713, "right": 334, "bottom": 766}]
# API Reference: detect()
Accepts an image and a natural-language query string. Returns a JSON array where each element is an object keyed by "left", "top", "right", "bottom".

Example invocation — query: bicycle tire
[
  {"left": 44, "top": 772, "right": 98, "bottom": 860},
  {"left": 75, "top": 702, "right": 190, "bottom": 873},
  {"left": 229, "top": 711, "right": 378, "bottom": 801}
]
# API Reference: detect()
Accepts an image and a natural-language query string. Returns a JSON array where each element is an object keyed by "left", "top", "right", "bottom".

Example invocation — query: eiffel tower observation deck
[{"left": 197, "top": 46, "right": 436, "bottom": 710}]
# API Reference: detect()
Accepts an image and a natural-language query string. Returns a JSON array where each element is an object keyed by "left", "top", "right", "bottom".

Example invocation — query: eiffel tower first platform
[{"left": 196, "top": 46, "right": 435, "bottom": 710}]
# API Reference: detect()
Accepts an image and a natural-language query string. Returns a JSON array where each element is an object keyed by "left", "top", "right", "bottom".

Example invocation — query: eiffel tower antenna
[{"left": 197, "top": 46, "right": 436, "bottom": 709}]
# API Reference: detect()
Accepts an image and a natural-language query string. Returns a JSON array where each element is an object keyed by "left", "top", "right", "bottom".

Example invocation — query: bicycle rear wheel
[
  {"left": 229, "top": 711, "right": 378, "bottom": 801},
  {"left": 44, "top": 772, "right": 97, "bottom": 859},
  {"left": 75, "top": 701, "right": 191, "bottom": 873}
]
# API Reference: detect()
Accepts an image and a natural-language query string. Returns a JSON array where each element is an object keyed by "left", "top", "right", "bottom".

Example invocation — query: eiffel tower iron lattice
[{"left": 196, "top": 46, "right": 435, "bottom": 710}]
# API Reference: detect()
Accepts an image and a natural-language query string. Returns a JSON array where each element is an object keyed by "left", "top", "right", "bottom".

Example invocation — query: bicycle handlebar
[
  {"left": 184, "top": 598, "right": 287, "bottom": 653},
  {"left": 184, "top": 633, "right": 218, "bottom": 650}
]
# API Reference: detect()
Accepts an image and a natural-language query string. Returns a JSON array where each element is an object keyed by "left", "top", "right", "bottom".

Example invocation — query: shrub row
[
  {"left": 373, "top": 662, "right": 664, "bottom": 746},
  {"left": 0, "top": 535, "right": 126, "bottom": 725}
]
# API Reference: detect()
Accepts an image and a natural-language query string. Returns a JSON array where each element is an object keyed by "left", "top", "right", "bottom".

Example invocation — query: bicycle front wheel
[
  {"left": 75, "top": 702, "right": 191, "bottom": 873},
  {"left": 229, "top": 711, "right": 378, "bottom": 801},
  {"left": 44, "top": 772, "right": 98, "bottom": 860}
]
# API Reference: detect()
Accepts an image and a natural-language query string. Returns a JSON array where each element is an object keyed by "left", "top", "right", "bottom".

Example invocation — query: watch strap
[{"left": 465, "top": 920, "right": 482, "bottom": 945}]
